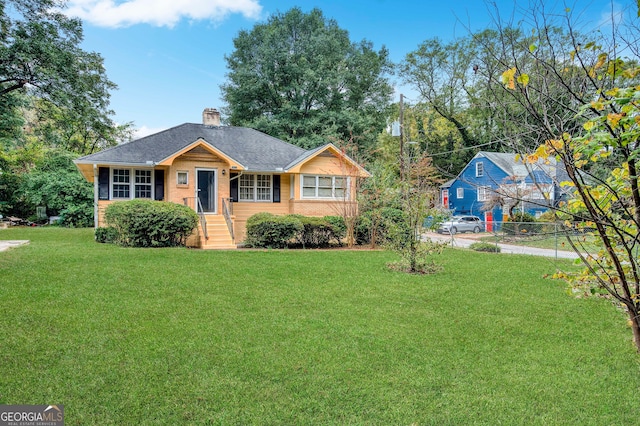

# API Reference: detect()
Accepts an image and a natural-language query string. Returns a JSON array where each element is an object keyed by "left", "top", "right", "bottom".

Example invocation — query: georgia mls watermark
[{"left": 0, "top": 405, "right": 63, "bottom": 426}]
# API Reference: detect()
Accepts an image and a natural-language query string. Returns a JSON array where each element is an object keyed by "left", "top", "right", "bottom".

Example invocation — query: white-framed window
[
  {"left": 111, "top": 168, "right": 153, "bottom": 199},
  {"left": 177, "top": 171, "right": 188, "bottom": 186},
  {"left": 135, "top": 170, "right": 152, "bottom": 198},
  {"left": 477, "top": 186, "right": 491, "bottom": 201},
  {"left": 239, "top": 173, "right": 272, "bottom": 202},
  {"left": 112, "top": 169, "right": 131, "bottom": 199},
  {"left": 525, "top": 183, "right": 553, "bottom": 200},
  {"left": 456, "top": 187, "right": 464, "bottom": 199},
  {"left": 302, "top": 175, "right": 348, "bottom": 199},
  {"left": 476, "top": 162, "right": 484, "bottom": 177}
]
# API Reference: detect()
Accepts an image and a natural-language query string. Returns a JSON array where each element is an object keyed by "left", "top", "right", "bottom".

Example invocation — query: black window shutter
[
  {"left": 273, "top": 175, "right": 281, "bottom": 203},
  {"left": 154, "top": 170, "right": 165, "bottom": 201},
  {"left": 98, "top": 167, "right": 110, "bottom": 200},
  {"left": 230, "top": 173, "right": 239, "bottom": 202}
]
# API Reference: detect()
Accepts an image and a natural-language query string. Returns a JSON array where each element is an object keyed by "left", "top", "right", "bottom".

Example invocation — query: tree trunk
[{"left": 629, "top": 311, "right": 640, "bottom": 353}]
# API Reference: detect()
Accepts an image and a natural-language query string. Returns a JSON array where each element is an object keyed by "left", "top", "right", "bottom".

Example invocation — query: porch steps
[{"left": 200, "top": 215, "right": 236, "bottom": 250}]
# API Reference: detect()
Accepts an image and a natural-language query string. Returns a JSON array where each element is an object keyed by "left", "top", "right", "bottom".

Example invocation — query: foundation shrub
[
  {"left": 244, "top": 213, "right": 303, "bottom": 248},
  {"left": 104, "top": 200, "right": 198, "bottom": 247}
]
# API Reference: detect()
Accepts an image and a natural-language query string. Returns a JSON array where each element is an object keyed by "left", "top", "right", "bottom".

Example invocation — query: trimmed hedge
[
  {"left": 95, "top": 226, "right": 118, "bottom": 243},
  {"left": 244, "top": 213, "right": 303, "bottom": 248},
  {"left": 104, "top": 199, "right": 199, "bottom": 247},
  {"left": 244, "top": 213, "right": 344, "bottom": 248}
]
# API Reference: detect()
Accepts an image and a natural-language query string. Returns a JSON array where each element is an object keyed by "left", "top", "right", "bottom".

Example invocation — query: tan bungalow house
[{"left": 74, "top": 108, "right": 370, "bottom": 249}]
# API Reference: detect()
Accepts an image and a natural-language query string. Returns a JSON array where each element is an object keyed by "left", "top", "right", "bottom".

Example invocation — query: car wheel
[
  {"left": 450, "top": 227, "right": 457, "bottom": 235},
  {"left": 473, "top": 226, "right": 481, "bottom": 233}
]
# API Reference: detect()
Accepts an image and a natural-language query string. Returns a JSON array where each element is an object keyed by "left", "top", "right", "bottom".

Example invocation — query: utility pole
[{"left": 399, "top": 93, "right": 405, "bottom": 182}]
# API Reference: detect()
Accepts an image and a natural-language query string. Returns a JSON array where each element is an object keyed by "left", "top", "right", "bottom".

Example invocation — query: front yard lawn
[{"left": 1, "top": 227, "right": 639, "bottom": 424}]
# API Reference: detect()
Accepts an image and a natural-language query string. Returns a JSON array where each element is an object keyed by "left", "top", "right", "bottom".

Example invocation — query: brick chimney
[{"left": 202, "top": 108, "right": 220, "bottom": 126}]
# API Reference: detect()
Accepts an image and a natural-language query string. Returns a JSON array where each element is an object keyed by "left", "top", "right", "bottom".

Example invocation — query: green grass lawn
[
  {"left": 480, "top": 233, "right": 600, "bottom": 253},
  {"left": 1, "top": 227, "right": 639, "bottom": 425}
]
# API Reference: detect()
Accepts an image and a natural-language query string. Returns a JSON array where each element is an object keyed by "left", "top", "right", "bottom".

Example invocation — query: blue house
[{"left": 440, "top": 151, "right": 569, "bottom": 226}]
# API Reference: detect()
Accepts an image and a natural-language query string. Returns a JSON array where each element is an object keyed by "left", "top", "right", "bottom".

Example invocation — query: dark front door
[{"left": 197, "top": 169, "right": 216, "bottom": 213}]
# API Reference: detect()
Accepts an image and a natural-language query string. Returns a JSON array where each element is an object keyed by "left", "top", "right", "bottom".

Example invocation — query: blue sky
[{"left": 65, "top": 0, "right": 623, "bottom": 138}]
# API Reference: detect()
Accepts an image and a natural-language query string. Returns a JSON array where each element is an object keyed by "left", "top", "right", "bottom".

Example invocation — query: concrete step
[{"left": 198, "top": 215, "right": 235, "bottom": 249}]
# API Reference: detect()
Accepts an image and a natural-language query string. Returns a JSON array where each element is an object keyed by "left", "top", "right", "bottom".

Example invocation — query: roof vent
[{"left": 202, "top": 108, "right": 220, "bottom": 126}]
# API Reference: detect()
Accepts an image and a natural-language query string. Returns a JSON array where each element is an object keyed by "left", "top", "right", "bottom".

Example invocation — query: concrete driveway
[
  {"left": 0, "top": 240, "right": 29, "bottom": 252},
  {"left": 423, "top": 232, "right": 580, "bottom": 260}
]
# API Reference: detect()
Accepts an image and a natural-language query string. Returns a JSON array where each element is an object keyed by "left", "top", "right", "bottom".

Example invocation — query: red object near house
[{"left": 485, "top": 211, "right": 493, "bottom": 232}]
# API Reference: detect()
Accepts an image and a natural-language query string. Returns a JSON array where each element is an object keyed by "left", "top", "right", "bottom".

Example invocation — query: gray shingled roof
[
  {"left": 476, "top": 151, "right": 563, "bottom": 179},
  {"left": 75, "top": 123, "right": 309, "bottom": 172}
]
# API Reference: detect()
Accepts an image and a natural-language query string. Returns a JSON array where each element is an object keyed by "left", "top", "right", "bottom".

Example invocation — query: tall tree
[
  {"left": 221, "top": 7, "right": 394, "bottom": 151},
  {"left": 474, "top": 1, "right": 640, "bottom": 351},
  {"left": 0, "top": 0, "right": 123, "bottom": 154}
]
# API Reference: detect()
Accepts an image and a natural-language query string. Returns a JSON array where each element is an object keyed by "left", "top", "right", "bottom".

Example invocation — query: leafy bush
[
  {"left": 245, "top": 214, "right": 345, "bottom": 248},
  {"left": 104, "top": 200, "right": 199, "bottom": 247},
  {"left": 469, "top": 242, "right": 501, "bottom": 253},
  {"left": 323, "top": 216, "right": 346, "bottom": 241},
  {"left": 356, "top": 207, "right": 406, "bottom": 246},
  {"left": 503, "top": 212, "right": 541, "bottom": 235},
  {"left": 386, "top": 239, "right": 447, "bottom": 274},
  {"left": 18, "top": 150, "right": 94, "bottom": 227},
  {"left": 95, "top": 226, "right": 118, "bottom": 243},
  {"left": 60, "top": 203, "right": 94, "bottom": 228},
  {"left": 295, "top": 216, "right": 337, "bottom": 248},
  {"left": 244, "top": 213, "right": 303, "bottom": 248}
]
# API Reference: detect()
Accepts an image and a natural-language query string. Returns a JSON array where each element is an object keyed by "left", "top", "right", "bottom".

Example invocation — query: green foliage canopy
[{"left": 221, "top": 7, "right": 394, "bottom": 152}]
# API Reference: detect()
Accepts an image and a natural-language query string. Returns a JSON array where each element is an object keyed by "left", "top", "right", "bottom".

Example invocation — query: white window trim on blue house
[
  {"left": 475, "top": 162, "right": 484, "bottom": 177},
  {"left": 477, "top": 186, "right": 491, "bottom": 202}
]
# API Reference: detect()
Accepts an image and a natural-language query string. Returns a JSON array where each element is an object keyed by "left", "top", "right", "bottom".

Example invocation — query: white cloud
[
  {"left": 133, "top": 125, "right": 166, "bottom": 139},
  {"left": 65, "top": 0, "right": 262, "bottom": 28},
  {"left": 597, "top": 1, "right": 624, "bottom": 28}
]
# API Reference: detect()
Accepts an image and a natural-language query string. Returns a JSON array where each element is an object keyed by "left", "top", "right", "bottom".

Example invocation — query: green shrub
[
  {"left": 245, "top": 214, "right": 346, "bottom": 248},
  {"left": 323, "top": 216, "right": 346, "bottom": 241},
  {"left": 244, "top": 213, "right": 303, "bottom": 248},
  {"left": 95, "top": 226, "right": 118, "bottom": 243},
  {"left": 296, "top": 216, "right": 336, "bottom": 248},
  {"left": 104, "top": 200, "right": 199, "bottom": 247},
  {"left": 18, "top": 149, "right": 94, "bottom": 227},
  {"left": 503, "top": 212, "right": 541, "bottom": 235},
  {"left": 60, "top": 203, "right": 94, "bottom": 228},
  {"left": 356, "top": 207, "right": 406, "bottom": 246},
  {"left": 469, "top": 242, "right": 501, "bottom": 253}
]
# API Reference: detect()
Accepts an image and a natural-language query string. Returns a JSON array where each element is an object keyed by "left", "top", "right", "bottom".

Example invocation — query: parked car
[{"left": 437, "top": 215, "right": 483, "bottom": 234}]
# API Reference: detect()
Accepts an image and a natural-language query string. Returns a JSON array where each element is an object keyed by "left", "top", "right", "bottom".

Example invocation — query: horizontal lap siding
[
  {"left": 170, "top": 155, "right": 230, "bottom": 206},
  {"left": 231, "top": 175, "right": 292, "bottom": 243},
  {"left": 232, "top": 203, "right": 290, "bottom": 243},
  {"left": 300, "top": 153, "right": 348, "bottom": 176}
]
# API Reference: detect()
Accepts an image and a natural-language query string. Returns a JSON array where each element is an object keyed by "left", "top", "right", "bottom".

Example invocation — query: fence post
[{"left": 555, "top": 222, "right": 558, "bottom": 262}]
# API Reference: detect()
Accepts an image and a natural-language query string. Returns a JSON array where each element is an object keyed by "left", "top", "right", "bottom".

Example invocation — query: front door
[{"left": 196, "top": 169, "right": 217, "bottom": 213}]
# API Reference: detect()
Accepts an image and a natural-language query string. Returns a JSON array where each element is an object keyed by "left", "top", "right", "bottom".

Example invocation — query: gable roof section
[
  {"left": 75, "top": 123, "right": 308, "bottom": 171},
  {"left": 285, "top": 143, "right": 371, "bottom": 177},
  {"left": 157, "top": 138, "right": 244, "bottom": 169}
]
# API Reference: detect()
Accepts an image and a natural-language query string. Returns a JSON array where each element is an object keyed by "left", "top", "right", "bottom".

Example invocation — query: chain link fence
[{"left": 431, "top": 221, "right": 599, "bottom": 261}]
